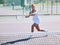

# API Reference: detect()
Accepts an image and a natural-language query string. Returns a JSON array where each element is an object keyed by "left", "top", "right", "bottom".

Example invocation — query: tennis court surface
[{"left": 0, "top": 32, "right": 60, "bottom": 45}]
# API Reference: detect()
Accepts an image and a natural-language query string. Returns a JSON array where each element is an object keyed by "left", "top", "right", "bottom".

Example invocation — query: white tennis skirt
[{"left": 33, "top": 19, "right": 40, "bottom": 24}]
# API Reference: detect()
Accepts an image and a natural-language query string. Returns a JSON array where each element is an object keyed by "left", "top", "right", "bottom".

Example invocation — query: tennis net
[{"left": 0, "top": 32, "right": 60, "bottom": 45}]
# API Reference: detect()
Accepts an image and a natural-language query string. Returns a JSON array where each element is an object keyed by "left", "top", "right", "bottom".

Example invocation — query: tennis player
[{"left": 25, "top": 4, "right": 45, "bottom": 32}]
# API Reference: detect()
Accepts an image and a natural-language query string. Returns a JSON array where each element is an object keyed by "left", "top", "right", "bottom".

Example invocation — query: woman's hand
[{"left": 25, "top": 16, "right": 29, "bottom": 18}]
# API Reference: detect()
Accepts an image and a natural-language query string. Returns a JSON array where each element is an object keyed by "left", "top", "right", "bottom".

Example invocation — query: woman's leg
[
  {"left": 34, "top": 23, "right": 45, "bottom": 32},
  {"left": 31, "top": 23, "right": 35, "bottom": 32}
]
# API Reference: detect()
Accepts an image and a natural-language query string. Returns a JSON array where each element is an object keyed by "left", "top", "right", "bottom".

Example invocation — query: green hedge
[
  {"left": 0, "top": 0, "right": 4, "bottom": 4},
  {"left": 3, "top": 0, "right": 24, "bottom": 7}
]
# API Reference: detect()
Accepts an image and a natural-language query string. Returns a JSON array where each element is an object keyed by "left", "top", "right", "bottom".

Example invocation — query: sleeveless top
[{"left": 30, "top": 11, "right": 40, "bottom": 24}]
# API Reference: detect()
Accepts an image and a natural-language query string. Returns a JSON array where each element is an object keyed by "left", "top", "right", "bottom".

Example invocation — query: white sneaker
[
  {"left": 44, "top": 30, "right": 48, "bottom": 32},
  {"left": 29, "top": 35, "right": 33, "bottom": 39}
]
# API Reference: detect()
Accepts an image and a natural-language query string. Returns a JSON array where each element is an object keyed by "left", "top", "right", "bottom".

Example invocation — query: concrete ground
[{"left": 0, "top": 15, "right": 60, "bottom": 33}]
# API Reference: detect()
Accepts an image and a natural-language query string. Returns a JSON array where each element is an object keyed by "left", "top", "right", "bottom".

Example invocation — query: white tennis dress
[{"left": 30, "top": 11, "right": 40, "bottom": 24}]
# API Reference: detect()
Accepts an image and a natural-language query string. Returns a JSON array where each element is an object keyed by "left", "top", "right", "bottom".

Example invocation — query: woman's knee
[
  {"left": 32, "top": 24, "right": 35, "bottom": 27},
  {"left": 32, "top": 25, "right": 34, "bottom": 27}
]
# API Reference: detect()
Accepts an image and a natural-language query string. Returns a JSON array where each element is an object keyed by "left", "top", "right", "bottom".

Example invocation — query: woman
[{"left": 25, "top": 4, "right": 45, "bottom": 32}]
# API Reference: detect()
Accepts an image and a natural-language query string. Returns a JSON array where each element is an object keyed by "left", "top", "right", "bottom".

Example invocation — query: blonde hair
[{"left": 32, "top": 4, "right": 35, "bottom": 7}]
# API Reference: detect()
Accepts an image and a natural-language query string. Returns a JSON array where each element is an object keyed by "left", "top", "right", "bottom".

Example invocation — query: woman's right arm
[{"left": 25, "top": 12, "right": 31, "bottom": 18}]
